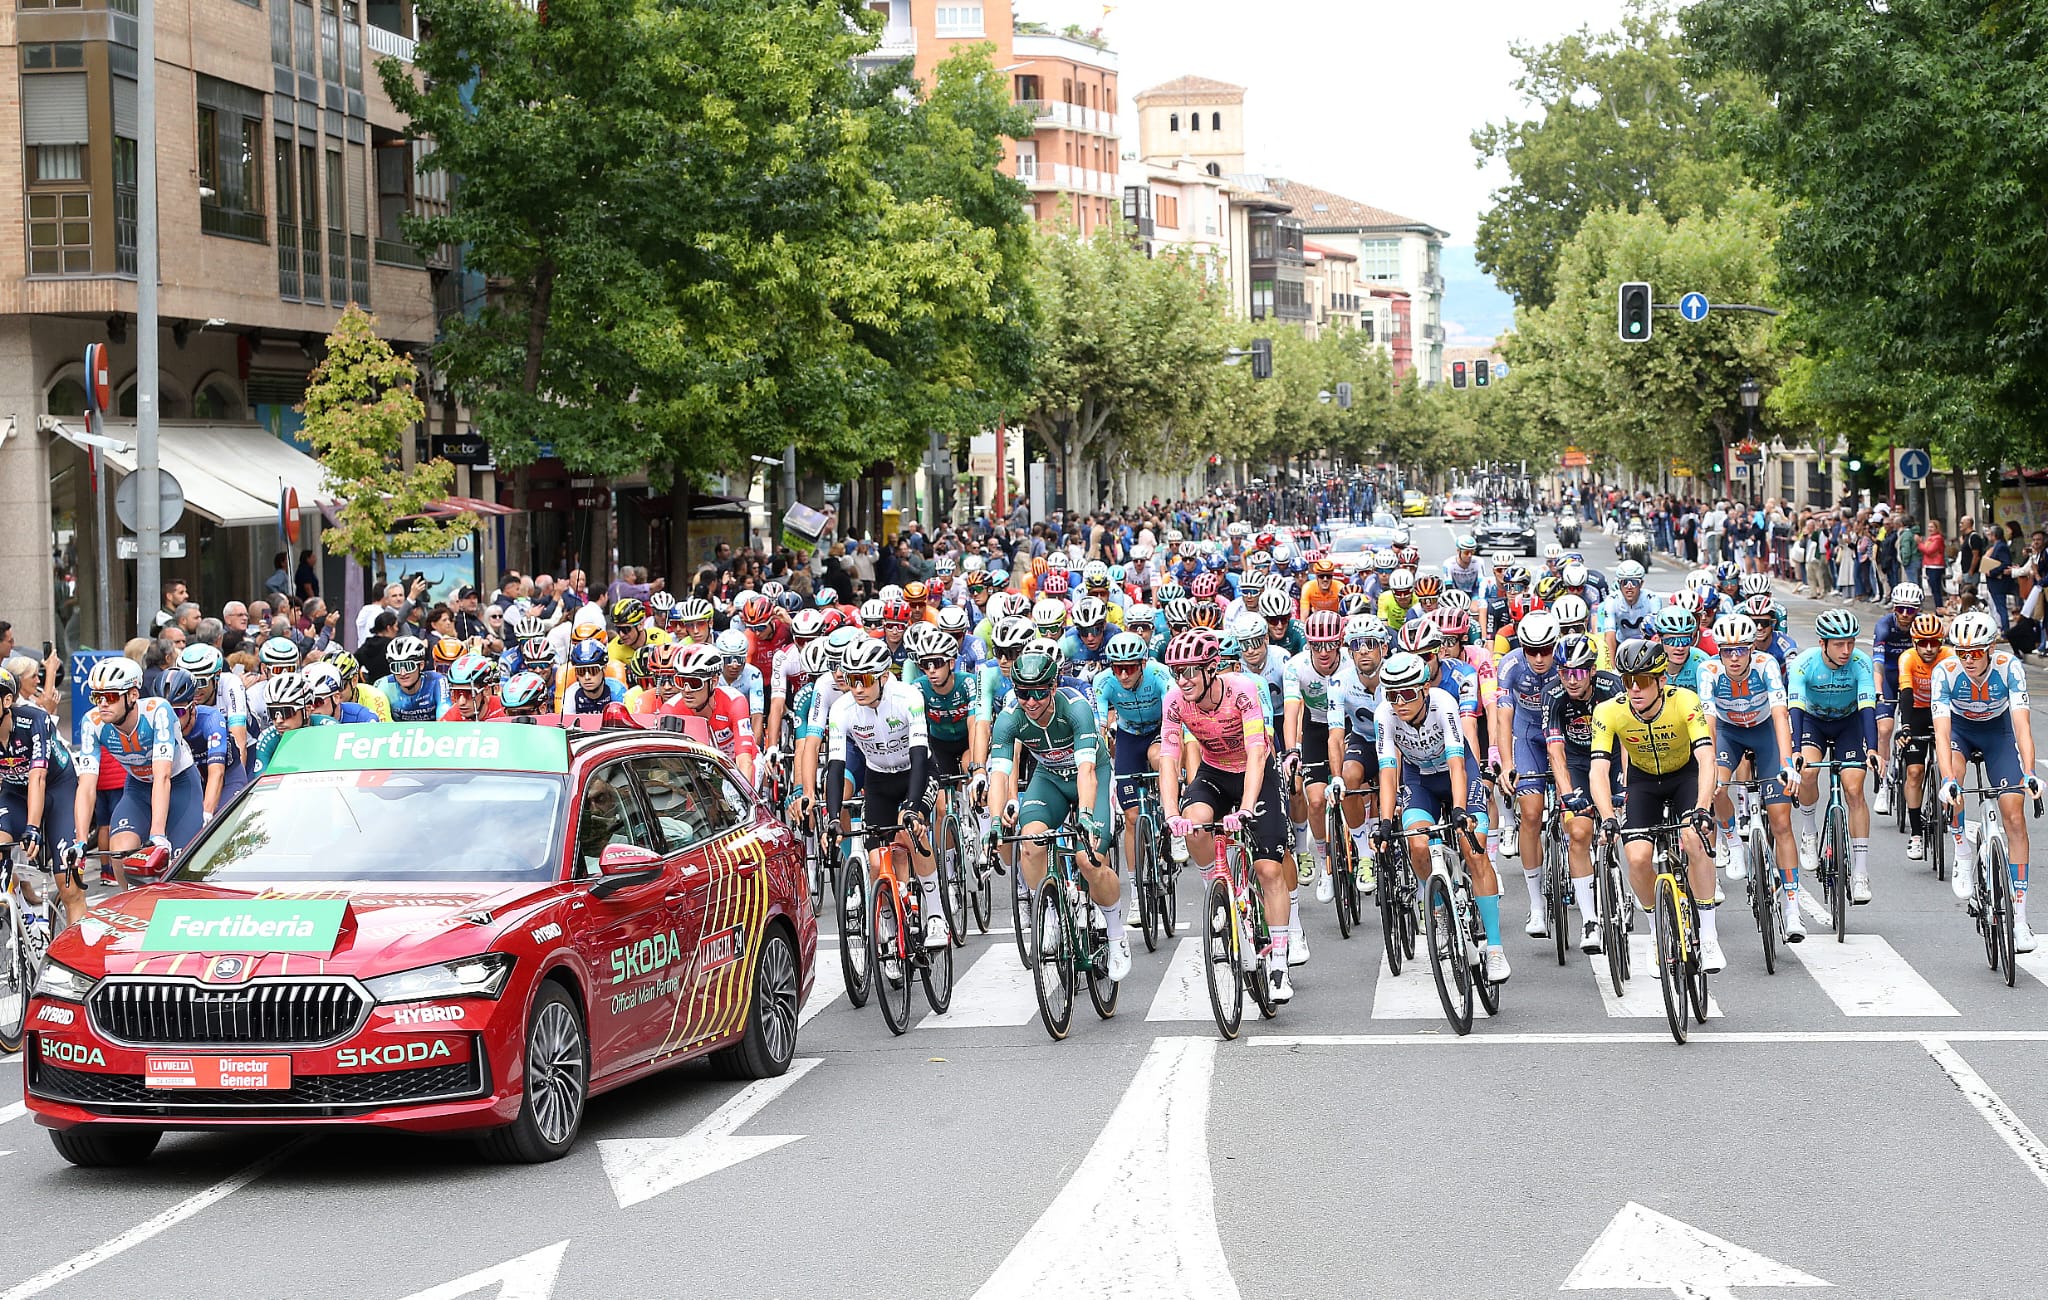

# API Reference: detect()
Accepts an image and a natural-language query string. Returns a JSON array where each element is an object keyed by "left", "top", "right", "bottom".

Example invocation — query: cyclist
[
  {"left": 714, "top": 629, "right": 766, "bottom": 744},
  {"left": 244, "top": 634, "right": 304, "bottom": 733},
  {"left": 1589, "top": 638, "right": 1724, "bottom": 973},
  {"left": 1061, "top": 597, "right": 1114, "bottom": 680},
  {"left": 377, "top": 636, "right": 450, "bottom": 721},
  {"left": 1869, "top": 583, "right": 1923, "bottom": 818},
  {"left": 496, "top": 671, "right": 550, "bottom": 719},
  {"left": 1788, "top": 608, "right": 1877, "bottom": 903},
  {"left": 1260, "top": 586, "right": 1306, "bottom": 656},
  {"left": 665, "top": 645, "right": 760, "bottom": 770},
  {"left": 245, "top": 671, "right": 336, "bottom": 778},
  {"left": 1235, "top": 611, "right": 1290, "bottom": 721},
  {"left": 1599, "top": 561, "right": 1659, "bottom": 665},
  {"left": 1542, "top": 633, "right": 1624, "bottom": 952},
  {"left": 1160, "top": 629, "right": 1293, "bottom": 998},
  {"left": 607, "top": 598, "right": 666, "bottom": 672},
  {"left": 986, "top": 644, "right": 1128, "bottom": 979},
  {"left": 1746, "top": 596, "right": 1797, "bottom": 673},
  {"left": 1652, "top": 606, "right": 1710, "bottom": 693},
  {"left": 69, "top": 658, "right": 204, "bottom": 907},
  {"left": 304, "top": 662, "right": 377, "bottom": 723},
  {"left": 1443, "top": 535, "right": 1484, "bottom": 597},
  {"left": 1331, "top": 614, "right": 1387, "bottom": 883},
  {"left": 0, "top": 666, "right": 78, "bottom": 869},
  {"left": 441, "top": 654, "right": 508, "bottom": 722},
  {"left": 1093, "top": 629, "right": 1173, "bottom": 891},
  {"left": 739, "top": 593, "right": 791, "bottom": 684},
  {"left": 1699, "top": 612, "right": 1804, "bottom": 942},
  {"left": 1298, "top": 556, "right": 1348, "bottom": 617},
  {"left": 1495, "top": 609, "right": 1563, "bottom": 938},
  {"left": 904, "top": 623, "right": 975, "bottom": 800},
  {"left": 177, "top": 644, "right": 250, "bottom": 763},
  {"left": 1932, "top": 610, "right": 2039, "bottom": 949},
  {"left": 1283, "top": 611, "right": 1349, "bottom": 912},
  {"left": 1378, "top": 569, "right": 1418, "bottom": 629},
  {"left": 328, "top": 653, "right": 392, "bottom": 721},
  {"left": 1896, "top": 613, "right": 1952, "bottom": 861},
  {"left": 1371, "top": 649, "right": 1509, "bottom": 981},
  {"left": 163, "top": 668, "right": 242, "bottom": 819},
  {"left": 676, "top": 597, "right": 716, "bottom": 646},
  {"left": 559, "top": 639, "right": 625, "bottom": 715}
]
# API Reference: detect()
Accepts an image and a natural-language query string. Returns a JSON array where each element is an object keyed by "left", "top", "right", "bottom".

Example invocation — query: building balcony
[
  {"left": 1016, "top": 99, "right": 1119, "bottom": 138},
  {"left": 1022, "top": 162, "right": 1122, "bottom": 198},
  {"left": 366, "top": 22, "right": 415, "bottom": 62},
  {"left": 1420, "top": 270, "right": 1445, "bottom": 294},
  {"left": 1420, "top": 322, "right": 1446, "bottom": 343}
]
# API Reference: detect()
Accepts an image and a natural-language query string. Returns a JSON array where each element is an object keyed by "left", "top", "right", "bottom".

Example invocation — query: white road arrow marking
[
  {"left": 1372, "top": 948, "right": 1487, "bottom": 1019},
  {"left": 395, "top": 1241, "right": 569, "bottom": 1300},
  {"left": 1145, "top": 937, "right": 1211, "bottom": 1021},
  {"left": 1561, "top": 1201, "right": 1830, "bottom": 1299},
  {"left": 973, "top": 1036, "right": 1238, "bottom": 1300},
  {"left": 800, "top": 954, "right": 844, "bottom": 1028},
  {"left": 599, "top": 1056, "right": 819, "bottom": 1208},
  {"left": 919, "top": 945, "right": 1037, "bottom": 1027},
  {"left": 1594, "top": 935, "right": 1722, "bottom": 1019}
]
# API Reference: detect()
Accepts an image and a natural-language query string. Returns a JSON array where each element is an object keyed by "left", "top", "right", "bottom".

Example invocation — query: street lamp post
[{"left": 1739, "top": 377, "right": 1762, "bottom": 508}]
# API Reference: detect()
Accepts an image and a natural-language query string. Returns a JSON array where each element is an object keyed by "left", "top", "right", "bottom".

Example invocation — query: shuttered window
[{"left": 22, "top": 74, "right": 90, "bottom": 145}]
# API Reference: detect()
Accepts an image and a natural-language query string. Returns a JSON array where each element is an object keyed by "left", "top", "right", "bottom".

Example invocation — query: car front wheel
[
  {"left": 477, "top": 981, "right": 587, "bottom": 1163},
  {"left": 49, "top": 1125, "right": 162, "bottom": 1167},
  {"left": 712, "top": 924, "right": 799, "bottom": 1080}
]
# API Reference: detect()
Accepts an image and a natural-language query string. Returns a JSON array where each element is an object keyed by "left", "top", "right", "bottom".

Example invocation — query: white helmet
[
  {"left": 1713, "top": 613, "right": 1758, "bottom": 646},
  {"left": 1950, "top": 610, "right": 2000, "bottom": 650},
  {"left": 1517, "top": 610, "right": 1561, "bottom": 650},
  {"left": 1551, "top": 594, "right": 1590, "bottom": 629},
  {"left": 1891, "top": 582, "right": 1925, "bottom": 607},
  {"left": 1258, "top": 587, "right": 1295, "bottom": 619},
  {"left": 1389, "top": 569, "right": 1416, "bottom": 593},
  {"left": 87, "top": 657, "right": 143, "bottom": 694}
]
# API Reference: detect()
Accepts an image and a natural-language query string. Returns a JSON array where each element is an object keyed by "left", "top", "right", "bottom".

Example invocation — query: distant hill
[{"left": 1440, "top": 245, "right": 1515, "bottom": 348}]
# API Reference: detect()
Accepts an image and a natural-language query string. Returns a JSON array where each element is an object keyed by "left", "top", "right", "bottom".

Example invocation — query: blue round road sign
[
  {"left": 1897, "top": 449, "right": 1931, "bottom": 484},
  {"left": 1679, "top": 292, "right": 1709, "bottom": 323}
]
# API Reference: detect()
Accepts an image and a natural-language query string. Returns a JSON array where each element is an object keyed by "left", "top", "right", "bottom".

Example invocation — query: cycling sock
[
  {"left": 1796, "top": 800, "right": 1819, "bottom": 842},
  {"left": 1309, "top": 836, "right": 1329, "bottom": 877},
  {"left": 1269, "top": 925, "right": 1290, "bottom": 965},
  {"left": 2013, "top": 861, "right": 2029, "bottom": 899},
  {"left": 1851, "top": 838, "right": 1869, "bottom": 875},
  {"left": 1698, "top": 898, "right": 1719, "bottom": 943},
  {"left": 1572, "top": 875, "right": 1597, "bottom": 917},
  {"left": 1102, "top": 900, "right": 1124, "bottom": 942},
  {"left": 1294, "top": 821, "right": 1311, "bottom": 854},
  {"left": 1908, "top": 807, "right": 1924, "bottom": 835},
  {"left": 1287, "top": 894, "right": 1301, "bottom": 933},
  {"left": 1475, "top": 892, "right": 1503, "bottom": 946},
  {"left": 1522, "top": 867, "right": 1545, "bottom": 915}
]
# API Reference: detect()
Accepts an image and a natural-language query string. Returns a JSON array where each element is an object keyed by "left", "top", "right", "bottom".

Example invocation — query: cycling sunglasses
[
  {"left": 917, "top": 657, "right": 952, "bottom": 673},
  {"left": 1956, "top": 646, "right": 1991, "bottom": 661},
  {"left": 1560, "top": 666, "right": 1592, "bottom": 681},
  {"left": 1663, "top": 635, "right": 1696, "bottom": 649},
  {"left": 89, "top": 690, "right": 129, "bottom": 707},
  {"left": 1171, "top": 664, "right": 1210, "bottom": 684},
  {"left": 1110, "top": 660, "right": 1144, "bottom": 674},
  {"left": 846, "top": 672, "right": 884, "bottom": 689},
  {"left": 1386, "top": 686, "right": 1426, "bottom": 704},
  {"left": 1016, "top": 686, "right": 1055, "bottom": 702},
  {"left": 576, "top": 663, "right": 608, "bottom": 676},
  {"left": 676, "top": 674, "right": 717, "bottom": 689},
  {"left": 1522, "top": 645, "right": 1555, "bottom": 658},
  {"left": 1622, "top": 672, "right": 1663, "bottom": 689},
  {"left": 1719, "top": 641, "right": 1751, "bottom": 656}
]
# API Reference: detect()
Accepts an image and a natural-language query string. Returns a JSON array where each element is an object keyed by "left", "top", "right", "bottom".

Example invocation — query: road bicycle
[
  {"left": 1907, "top": 728, "right": 1948, "bottom": 882},
  {"left": 0, "top": 843, "right": 74, "bottom": 1054},
  {"left": 862, "top": 819, "right": 953, "bottom": 1035},
  {"left": 1949, "top": 763, "right": 2043, "bottom": 988},
  {"left": 998, "top": 824, "right": 1118, "bottom": 1040},
  {"left": 926, "top": 772, "right": 974, "bottom": 949},
  {"left": 1591, "top": 821, "right": 1632, "bottom": 997},
  {"left": 1122, "top": 770, "right": 1178, "bottom": 952},
  {"left": 1538, "top": 786, "right": 1571, "bottom": 967},
  {"left": 1730, "top": 779, "right": 1786, "bottom": 975},
  {"left": 1324, "top": 778, "right": 1367, "bottom": 940},
  {"left": 1190, "top": 819, "right": 1274, "bottom": 1040},
  {"left": 828, "top": 798, "right": 873, "bottom": 1011},
  {"left": 1375, "top": 827, "right": 1420, "bottom": 976},
  {"left": 1882, "top": 728, "right": 1912, "bottom": 837},
  {"left": 1801, "top": 757, "right": 1855, "bottom": 941},
  {"left": 1617, "top": 816, "right": 1712, "bottom": 1044},
  {"left": 1400, "top": 817, "right": 1501, "bottom": 1036}
]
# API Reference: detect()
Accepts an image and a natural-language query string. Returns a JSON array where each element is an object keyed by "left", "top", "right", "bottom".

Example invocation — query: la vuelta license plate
[{"left": 144, "top": 1055, "right": 292, "bottom": 1090}]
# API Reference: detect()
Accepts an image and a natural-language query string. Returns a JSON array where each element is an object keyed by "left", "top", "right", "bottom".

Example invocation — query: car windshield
[
  {"left": 175, "top": 770, "right": 567, "bottom": 884},
  {"left": 1370, "top": 512, "right": 1399, "bottom": 528},
  {"left": 1452, "top": 491, "right": 1476, "bottom": 503}
]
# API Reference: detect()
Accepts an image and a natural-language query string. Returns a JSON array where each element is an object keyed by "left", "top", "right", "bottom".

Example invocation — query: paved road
[{"left": 0, "top": 520, "right": 2044, "bottom": 1299}]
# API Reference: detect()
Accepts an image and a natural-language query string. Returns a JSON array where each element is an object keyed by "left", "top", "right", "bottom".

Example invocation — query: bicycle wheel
[
  {"left": 933, "top": 810, "right": 970, "bottom": 951},
  {"left": 1546, "top": 834, "right": 1569, "bottom": 968},
  {"left": 873, "top": 882, "right": 913, "bottom": 1036},
  {"left": 1201, "top": 875, "right": 1243, "bottom": 1040},
  {"left": 1749, "top": 832, "right": 1776, "bottom": 976},
  {"left": 1424, "top": 873, "right": 1474, "bottom": 1036},
  {"left": 920, "top": 893, "right": 955, "bottom": 1015},
  {"left": 1685, "top": 890, "right": 1711, "bottom": 1021},
  {"left": 0, "top": 908, "right": 28, "bottom": 1056},
  {"left": 1654, "top": 876, "right": 1690, "bottom": 1045},
  {"left": 1927, "top": 794, "right": 1948, "bottom": 881},
  {"left": 1157, "top": 824, "right": 1181, "bottom": 939},
  {"left": 1085, "top": 903, "right": 1119, "bottom": 1020},
  {"left": 836, "top": 850, "right": 872, "bottom": 1010},
  {"left": 1008, "top": 840, "right": 1033, "bottom": 970},
  {"left": 1238, "top": 849, "right": 1277, "bottom": 1020},
  {"left": 1892, "top": 754, "right": 1910, "bottom": 836},
  {"left": 1031, "top": 877, "right": 1074, "bottom": 1040},
  {"left": 1473, "top": 894, "right": 1504, "bottom": 1017},
  {"left": 1330, "top": 820, "right": 1356, "bottom": 940},
  {"left": 969, "top": 831, "right": 993, "bottom": 934},
  {"left": 1990, "top": 840, "right": 2017, "bottom": 987},
  {"left": 1596, "top": 840, "right": 1625, "bottom": 999},
  {"left": 1826, "top": 802, "right": 1849, "bottom": 941},
  {"left": 1378, "top": 846, "right": 1405, "bottom": 975},
  {"left": 1133, "top": 829, "right": 1160, "bottom": 953}
]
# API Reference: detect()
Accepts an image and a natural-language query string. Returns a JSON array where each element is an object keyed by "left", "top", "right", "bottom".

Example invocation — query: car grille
[
  {"left": 29, "top": 1051, "right": 485, "bottom": 1114},
  {"left": 89, "top": 979, "right": 367, "bottom": 1047}
]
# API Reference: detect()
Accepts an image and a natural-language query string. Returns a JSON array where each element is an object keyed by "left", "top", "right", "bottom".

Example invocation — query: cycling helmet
[
  {"left": 1032, "top": 598, "right": 1068, "bottom": 633},
  {"left": 571, "top": 619, "right": 607, "bottom": 644},
  {"left": 1743, "top": 594, "right": 1776, "bottom": 622},
  {"left": 432, "top": 636, "right": 466, "bottom": 670},
  {"left": 1164, "top": 597, "right": 1196, "bottom": 630},
  {"left": 1740, "top": 573, "right": 1773, "bottom": 599},
  {"left": 1891, "top": 582, "right": 1925, "bottom": 609},
  {"left": 824, "top": 626, "right": 866, "bottom": 663},
  {"left": 990, "top": 618, "right": 1035, "bottom": 654},
  {"left": 630, "top": 643, "right": 671, "bottom": 685},
  {"left": 611, "top": 598, "right": 648, "bottom": 629},
  {"left": 1949, "top": 610, "right": 1999, "bottom": 650},
  {"left": 840, "top": 638, "right": 893, "bottom": 678},
  {"left": 1670, "top": 589, "right": 1705, "bottom": 616},
  {"left": 0, "top": 669, "right": 15, "bottom": 701},
  {"left": 1560, "top": 562, "right": 1588, "bottom": 588},
  {"left": 87, "top": 657, "right": 143, "bottom": 694},
  {"left": 569, "top": 639, "right": 608, "bottom": 669},
  {"left": 791, "top": 608, "right": 827, "bottom": 640},
  {"left": 1229, "top": 611, "right": 1268, "bottom": 644},
  {"left": 1615, "top": 561, "right": 1646, "bottom": 584},
  {"left": 1685, "top": 570, "right": 1716, "bottom": 592},
  {"left": 1455, "top": 534, "right": 1478, "bottom": 552},
  {"left": 1814, "top": 608, "right": 1860, "bottom": 641},
  {"left": 674, "top": 644, "right": 724, "bottom": 680},
  {"left": 936, "top": 557, "right": 958, "bottom": 577},
  {"left": 1434, "top": 603, "right": 1471, "bottom": 636},
  {"left": 388, "top": 636, "right": 428, "bottom": 672},
  {"left": 903, "top": 580, "right": 929, "bottom": 606},
  {"left": 903, "top": 624, "right": 946, "bottom": 661},
  {"left": 1910, "top": 613, "right": 1947, "bottom": 643},
  {"left": 1379, "top": 652, "right": 1430, "bottom": 693},
  {"left": 881, "top": 598, "right": 913, "bottom": 626},
  {"left": 1164, "top": 629, "right": 1221, "bottom": 669},
  {"left": 965, "top": 570, "right": 991, "bottom": 591},
  {"left": 934, "top": 606, "right": 971, "bottom": 639},
  {"left": 678, "top": 597, "right": 715, "bottom": 625},
  {"left": 1440, "top": 589, "right": 1472, "bottom": 614},
  {"left": 1414, "top": 575, "right": 1443, "bottom": 599},
  {"left": 301, "top": 662, "right": 343, "bottom": 700},
  {"left": 265, "top": 671, "right": 314, "bottom": 712},
  {"left": 1614, "top": 638, "right": 1664, "bottom": 677},
  {"left": 648, "top": 591, "right": 677, "bottom": 617},
  {"left": 1011, "top": 647, "right": 1061, "bottom": 691},
  {"left": 1398, "top": 545, "right": 1420, "bottom": 568},
  {"left": 1105, "top": 631, "right": 1149, "bottom": 663},
  {"left": 1071, "top": 597, "right": 1109, "bottom": 630},
  {"left": 1713, "top": 613, "right": 1758, "bottom": 647},
  {"left": 741, "top": 594, "right": 777, "bottom": 628},
  {"left": 1189, "top": 572, "right": 1222, "bottom": 601},
  {"left": 1517, "top": 610, "right": 1561, "bottom": 650},
  {"left": 1338, "top": 592, "right": 1370, "bottom": 618},
  {"left": 1125, "top": 604, "right": 1157, "bottom": 633},
  {"left": 452, "top": 654, "right": 501, "bottom": 691},
  {"left": 259, "top": 636, "right": 302, "bottom": 669},
  {"left": 1715, "top": 560, "right": 1741, "bottom": 585},
  {"left": 1305, "top": 610, "right": 1344, "bottom": 644},
  {"left": 1258, "top": 587, "right": 1295, "bottom": 619},
  {"left": 1040, "top": 571, "right": 1070, "bottom": 598},
  {"left": 500, "top": 670, "right": 549, "bottom": 713},
  {"left": 1388, "top": 569, "right": 1416, "bottom": 594},
  {"left": 176, "top": 644, "right": 225, "bottom": 681},
  {"left": 1550, "top": 594, "right": 1590, "bottom": 631},
  {"left": 159, "top": 668, "right": 199, "bottom": 708},
  {"left": 1557, "top": 634, "right": 1597, "bottom": 671},
  {"left": 1504, "top": 564, "right": 1532, "bottom": 591},
  {"left": 1311, "top": 556, "right": 1336, "bottom": 578},
  {"left": 760, "top": 581, "right": 787, "bottom": 600},
  {"left": 1490, "top": 551, "right": 1516, "bottom": 568},
  {"left": 1544, "top": 543, "right": 1564, "bottom": 562},
  {"left": 1653, "top": 607, "right": 1698, "bottom": 640},
  {"left": 1186, "top": 603, "right": 1222, "bottom": 630},
  {"left": 1397, "top": 618, "right": 1444, "bottom": 655},
  {"left": 1345, "top": 615, "right": 1390, "bottom": 648},
  {"left": 1084, "top": 562, "right": 1111, "bottom": 590},
  {"left": 1245, "top": 550, "right": 1273, "bottom": 572},
  {"left": 1156, "top": 581, "right": 1186, "bottom": 606},
  {"left": 1374, "top": 549, "right": 1398, "bottom": 572},
  {"left": 801, "top": 638, "right": 834, "bottom": 675},
  {"left": 707, "top": 629, "right": 744, "bottom": 661},
  {"left": 859, "top": 598, "right": 886, "bottom": 626}
]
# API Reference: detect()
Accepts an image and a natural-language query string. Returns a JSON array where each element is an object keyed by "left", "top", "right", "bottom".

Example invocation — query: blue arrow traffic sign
[
  {"left": 1678, "top": 292, "right": 1709, "bottom": 323},
  {"left": 1897, "top": 448, "right": 1931, "bottom": 484}
]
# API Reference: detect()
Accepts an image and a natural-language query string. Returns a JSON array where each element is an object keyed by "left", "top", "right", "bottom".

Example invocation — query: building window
[
  {"left": 276, "top": 135, "right": 299, "bottom": 297},
  {"left": 300, "top": 142, "right": 322, "bottom": 298},
  {"left": 1361, "top": 316, "right": 1375, "bottom": 344},
  {"left": 27, "top": 192, "right": 91, "bottom": 275},
  {"left": 1015, "top": 74, "right": 1040, "bottom": 103},
  {"left": 194, "top": 379, "right": 245, "bottom": 420},
  {"left": 1357, "top": 238, "right": 1402, "bottom": 281},
  {"left": 1251, "top": 279, "right": 1273, "bottom": 319},
  {"left": 47, "top": 377, "right": 88, "bottom": 416},
  {"left": 1251, "top": 220, "right": 1275, "bottom": 259},
  {"left": 1277, "top": 279, "right": 1305, "bottom": 317},
  {"left": 934, "top": 4, "right": 981, "bottom": 35},
  {"left": 1212, "top": 112, "right": 1221, "bottom": 131},
  {"left": 1169, "top": 113, "right": 1179, "bottom": 132},
  {"left": 1155, "top": 193, "right": 1178, "bottom": 229},
  {"left": 114, "top": 137, "right": 137, "bottom": 273},
  {"left": 197, "top": 76, "right": 266, "bottom": 241},
  {"left": 293, "top": 0, "right": 316, "bottom": 75},
  {"left": 1015, "top": 140, "right": 1036, "bottom": 181},
  {"left": 28, "top": 144, "right": 84, "bottom": 183},
  {"left": 21, "top": 43, "right": 87, "bottom": 69},
  {"left": 1190, "top": 111, "right": 1200, "bottom": 132}
]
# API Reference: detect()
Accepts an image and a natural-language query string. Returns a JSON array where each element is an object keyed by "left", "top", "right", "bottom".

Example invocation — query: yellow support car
[{"left": 1401, "top": 489, "right": 1429, "bottom": 517}]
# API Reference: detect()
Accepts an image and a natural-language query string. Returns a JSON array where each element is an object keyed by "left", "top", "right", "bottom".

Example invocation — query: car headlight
[
  {"left": 364, "top": 953, "right": 515, "bottom": 1004},
  {"left": 34, "top": 960, "right": 95, "bottom": 1003}
]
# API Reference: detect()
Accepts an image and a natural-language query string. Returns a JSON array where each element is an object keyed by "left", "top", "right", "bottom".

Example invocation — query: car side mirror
[
  {"left": 591, "top": 843, "right": 664, "bottom": 897},
  {"left": 130, "top": 845, "right": 172, "bottom": 883}
]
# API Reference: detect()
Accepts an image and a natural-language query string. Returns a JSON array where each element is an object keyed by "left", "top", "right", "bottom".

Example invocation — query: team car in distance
[
  {"left": 1401, "top": 488, "right": 1430, "bottom": 517},
  {"left": 1478, "top": 506, "right": 1540, "bottom": 556},
  {"left": 24, "top": 720, "right": 812, "bottom": 1167},
  {"left": 1443, "top": 489, "right": 1482, "bottom": 523}
]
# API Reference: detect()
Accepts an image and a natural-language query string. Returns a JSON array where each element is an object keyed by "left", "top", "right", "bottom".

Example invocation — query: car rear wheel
[
  {"left": 49, "top": 1125, "right": 162, "bottom": 1167},
  {"left": 711, "top": 924, "right": 799, "bottom": 1080},
  {"left": 477, "top": 981, "right": 586, "bottom": 1163}
]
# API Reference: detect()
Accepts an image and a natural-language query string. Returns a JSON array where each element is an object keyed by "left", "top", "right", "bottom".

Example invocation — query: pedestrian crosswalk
[{"left": 802, "top": 906, "right": 2048, "bottom": 1037}]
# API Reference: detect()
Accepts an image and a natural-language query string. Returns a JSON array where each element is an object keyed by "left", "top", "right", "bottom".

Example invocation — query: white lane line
[
  {"left": 972, "top": 1036, "right": 1238, "bottom": 1300},
  {"left": 799, "top": 954, "right": 845, "bottom": 1029},
  {"left": 1785, "top": 932, "right": 1959, "bottom": 1017},
  {"left": 0, "top": 1138, "right": 308, "bottom": 1300},
  {"left": 1922, "top": 1037, "right": 2048, "bottom": 1193},
  {"left": 918, "top": 946, "right": 1038, "bottom": 1029},
  {"left": 2015, "top": 951, "right": 2048, "bottom": 989},
  {"left": 0, "top": 1103, "right": 26, "bottom": 1127},
  {"left": 1371, "top": 948, "right": 1486, "bottom": 1019},
  {"left": 1592, "top": 934, "right": 1723, "bottom": 1019},
  {"left": 1251, "top": 1029, "right": 2048, "bottom": 1046},
  {"left": 1146, "top": 938, "right": 1211, "bottom": 1022}
]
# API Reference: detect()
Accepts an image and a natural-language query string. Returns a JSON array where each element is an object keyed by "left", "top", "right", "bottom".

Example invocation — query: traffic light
[
  {"left": 1250, "top": 337, "right": 1273, "bottom": 380},
  {"left": 1618, "top": 282, "right": 1652, "bottom": 343},
  {"left": 1452, "top": 361, "right": 1467, "bottom": 389},
  {"left": 1475, "top": 359, "right": 1490, "bottom": 387}
]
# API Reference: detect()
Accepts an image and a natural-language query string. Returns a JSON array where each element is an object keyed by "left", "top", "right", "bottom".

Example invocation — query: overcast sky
[{"left": 1019, "top": 0, "right": 1639, "bottom": 341}]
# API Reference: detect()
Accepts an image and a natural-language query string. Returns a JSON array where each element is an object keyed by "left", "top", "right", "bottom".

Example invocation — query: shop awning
[{"left": 89, "top": 420, "right": 330, "bottom": 528}]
